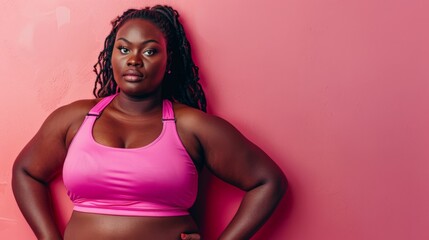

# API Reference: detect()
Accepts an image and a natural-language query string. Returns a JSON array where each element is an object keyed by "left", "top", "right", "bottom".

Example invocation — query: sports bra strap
[
  {"left": 162, "top": 100, "right": 175, "bottom": 122},
  {"left": 88, "top": 94, "right": 117, "bottom": 117}
]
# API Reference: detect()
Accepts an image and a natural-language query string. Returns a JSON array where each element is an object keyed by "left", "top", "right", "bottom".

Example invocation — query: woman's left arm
[{"left": 193, "top": 114, "right": 288, "bottom": 240}]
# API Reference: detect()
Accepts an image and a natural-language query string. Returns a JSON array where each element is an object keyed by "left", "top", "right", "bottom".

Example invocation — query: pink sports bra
[{"left": 63, "top": 94, "right": 198, "bottom": 216}]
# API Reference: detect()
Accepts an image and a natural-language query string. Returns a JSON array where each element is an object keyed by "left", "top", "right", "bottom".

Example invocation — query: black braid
[{"left": 93, "top": 5, "right": 206, "bottom": 112}]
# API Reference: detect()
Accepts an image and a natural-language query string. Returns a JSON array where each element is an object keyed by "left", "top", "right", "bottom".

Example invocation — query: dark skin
[{"left": 12, "top": 19, "right": 287, "bottom": 240}]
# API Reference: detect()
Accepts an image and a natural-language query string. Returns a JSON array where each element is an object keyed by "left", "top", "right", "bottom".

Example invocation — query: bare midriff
[{"left": 64, "top": 211, "right": 199, "bottom": 240}]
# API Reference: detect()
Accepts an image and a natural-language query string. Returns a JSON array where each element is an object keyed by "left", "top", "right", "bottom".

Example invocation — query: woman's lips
[
  {"left": 123, "top": 74, "right": 144, "bottom": 82},
  {"left": 123, "top": 70, "right": 144, "bottom": 82}
]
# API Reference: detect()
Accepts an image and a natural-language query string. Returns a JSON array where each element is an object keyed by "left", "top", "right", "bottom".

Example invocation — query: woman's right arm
[{"left": 12, "top": 103, "right": 85, "bottom": 240}]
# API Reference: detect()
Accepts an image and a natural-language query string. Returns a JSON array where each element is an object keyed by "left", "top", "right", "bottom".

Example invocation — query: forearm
[
  {"left": 12, "top": 169, "right": 62, "bottom": 240},
  {"left": 218, "top": 178, "right": 287, "bottom": 240}
]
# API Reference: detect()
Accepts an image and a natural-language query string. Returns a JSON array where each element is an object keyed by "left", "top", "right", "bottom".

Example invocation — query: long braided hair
[{"left": 93, "top": 5, "right": 207, "bottom": 112}]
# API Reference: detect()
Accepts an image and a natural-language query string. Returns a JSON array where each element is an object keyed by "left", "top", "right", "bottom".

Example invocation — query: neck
[{"left": 113, "top": 92, "right": 163, "bottom": 116}]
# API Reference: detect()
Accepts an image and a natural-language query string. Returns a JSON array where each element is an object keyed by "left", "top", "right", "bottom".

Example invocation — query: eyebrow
[{"left": 116, "top": 38, "right": 160, "bottom": 45}]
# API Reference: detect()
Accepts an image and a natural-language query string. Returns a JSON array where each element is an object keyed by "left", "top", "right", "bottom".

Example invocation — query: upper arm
[
  {"left": 13, "top": 102, "right": 89, "bottom": 184},
  {"left": 194, "top": 114, "right": 285, "bottom": 191}
]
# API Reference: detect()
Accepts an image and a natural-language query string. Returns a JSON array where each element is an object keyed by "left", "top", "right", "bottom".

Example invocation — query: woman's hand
[{"left": 181, "top": 233, "right": 201, "bottom": 240}]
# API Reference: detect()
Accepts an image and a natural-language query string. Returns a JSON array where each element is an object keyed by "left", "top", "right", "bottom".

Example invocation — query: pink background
[{"left": 1, "top": 0, "right": 429, "bottom": 239}]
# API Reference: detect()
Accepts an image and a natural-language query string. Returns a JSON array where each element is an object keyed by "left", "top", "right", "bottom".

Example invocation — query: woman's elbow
[{"left": 267, "top": 169, "right": 288, "bottom": 200}]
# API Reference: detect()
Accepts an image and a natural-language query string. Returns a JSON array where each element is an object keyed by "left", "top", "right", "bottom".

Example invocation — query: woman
[{"left": 12, "top": 5, "right": 287, "bottom": 240}]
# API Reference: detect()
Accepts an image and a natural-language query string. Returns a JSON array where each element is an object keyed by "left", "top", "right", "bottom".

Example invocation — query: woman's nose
[{"left": 127, "top": 54, "right": 143, "bottom": 67}]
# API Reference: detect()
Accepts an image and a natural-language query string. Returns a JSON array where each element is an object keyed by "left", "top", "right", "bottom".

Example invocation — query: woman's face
[{"left": 111, "top": 18, "right": 168, "bottom": 98}]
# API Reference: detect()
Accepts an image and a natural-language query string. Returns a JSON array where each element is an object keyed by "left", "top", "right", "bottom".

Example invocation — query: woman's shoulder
[
  {"left": 173, "top": 102, "right": 213, "bottom": 124},
  {"left": 43, "top": 98, "right": 100, "bottom": 129},
  {"left": 173, "top": 102, "right": 236, "bottom": 134},
  {"left": 28, "top": 98, "right": 101, "bottom": 149},
  {"left": 52, "top": 98, "right": 99, "bottom": 119}
]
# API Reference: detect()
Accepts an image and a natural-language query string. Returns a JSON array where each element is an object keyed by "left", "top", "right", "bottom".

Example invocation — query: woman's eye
[
  {"left": 143, "top": 49, "right": 156, "bottom": 56},
  {"left": 118, "top": 46, "right": 129, "bottom": 54}
]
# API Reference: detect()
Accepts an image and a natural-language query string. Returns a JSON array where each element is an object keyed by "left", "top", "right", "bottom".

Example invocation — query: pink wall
[{"left": 1, "top": 0, "right": 428, "bottom": 239}]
